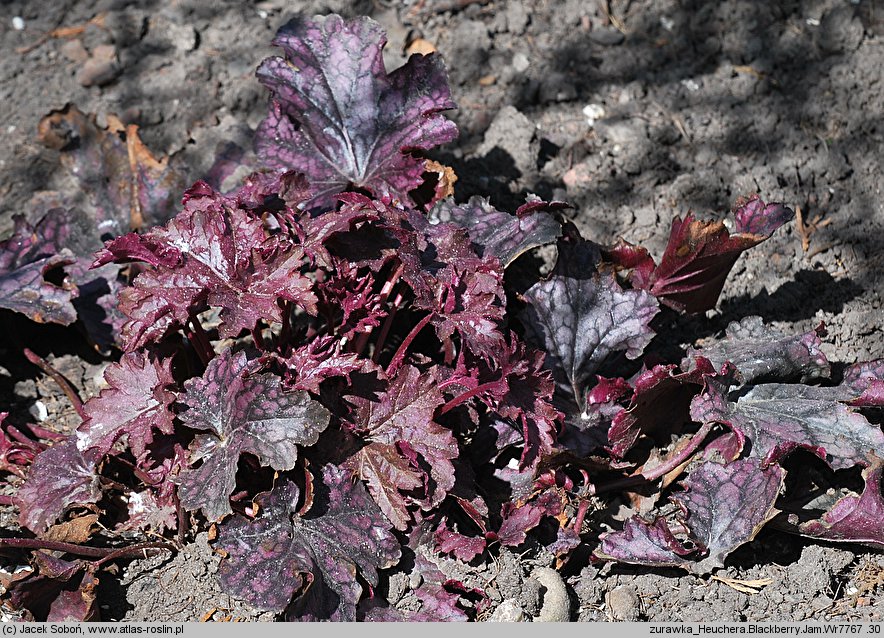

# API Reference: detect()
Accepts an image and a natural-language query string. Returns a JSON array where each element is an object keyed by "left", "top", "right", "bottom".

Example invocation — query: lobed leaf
[
  {"left": 683, "top": 316, "right": 830, "bottom": 385},
  {"left": 597, "top": 458, "right": 784, "bottom": 573},
  {"left": 97, "top": 181, "right": 317, "bottom": 350},
  {"left": 521, "top": 235, "right": 658, "bottom": 407},
  {"left": 255, "top": 14, "right": 457, "bottom": 209},
  {"left": 691, "top": 377, "right": 884, "bottom": 470},
  {"left": 17, "top": 439, "right": 101, "bottom": 533},
  {"left": 76, "top": 351, "right": 176, "bottom": 458},
  {"left": 429, "top": 196, "right": 563, "bottom": 267},
  {"left": 215, "top": 465, "right": 400, "bottom": 620},
  {"left": 177, "top": 349, "right": 330, "bottom": 520}
]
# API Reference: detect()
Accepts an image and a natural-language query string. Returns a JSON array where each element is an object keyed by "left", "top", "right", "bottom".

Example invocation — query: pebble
[
  {"left": 582, "top": 103, "right": 606, "bottom": 126},
  {"left": 512, "top": 52, "right": 530, "bottom": 73},
  {"left": 12, "top": 16, "right": 24, "bottom": 31},
  {"left": 78, "top": 44, "right": 122, "bottom": 87},
  {"left": 607, "top": 585, "right": 641, "bottom": 621},
  {"left": 487, "top": 599, "right": 525, "bottom": 622},
  {"left": 60, "top": 39, "right": 90, "bottom": 63}
]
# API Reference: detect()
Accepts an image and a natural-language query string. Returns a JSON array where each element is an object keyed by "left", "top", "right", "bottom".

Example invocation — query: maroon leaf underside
[
  {"left": 255, "top": 14, "right": 457, "bottom": 209},
  {"left": 606, "top": 358, "right": 720, "bottom": 459},
  {"left": 177, "top": 349, "right": 331, "bottom": 521},
  {"left": 18, "top": 439, "right": 101, "bottom": 533},
  {"left": 428, "top": 196, "right": 562, "bottom": 267},
  {"left": 597, "top": 458, "right": 784, "bottom": 573},
  {"left": 683, "top": 316, "right": 830, "bottom": 385},
  {"left": 521, "top": 237, "right": 658, "bottom": 407},
  {"left": 76, "top": 351, "right": 176, "bottom": 458},
  {"left": 646, "top": 196, "right": 793, "bottom": 314},
  {"left": 797, "top": 462, "right": 884, "bottom": 548},
  {"left": 215, "top": 465, "right": 400, "bottom": 621},
  {"left": 96, "top": 182, "right": 317, "bottom": 350},
  {"left": 690, "top": 377, "right": 884, "bottom": 471}
]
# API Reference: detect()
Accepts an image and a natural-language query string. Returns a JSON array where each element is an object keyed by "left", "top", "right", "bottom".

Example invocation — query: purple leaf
[
  {"left": 607, "top": 359, "right": 719, "bottom": 458},
  {"left": 215, "top": 465, "right": 400, "bottom": 620},
  {"left": 76, "top": 351, "right": 176, "bottom": 458},
  {"left": 9, "top": 555, "right": 98, "bottom": 622},
  {"left": 344, "top": 442, "right": 423, "bottom": 530},
  {"left": 521, "top": 236, "right": 659, "bottom": 406},
  {"left": 429, "top": 196, "right": 562, "bottom": 267},
  {"left": 683, "top": 316, "right": 830, "bottom": 384},
  {"left": 177, "top": 349, "right": 331, "bottom": 521},
  {"left": 469, "top": 338, "right": 561, "bottom": 470},
  {"left": 434, "top": 518, "right": 487, "bottom": 562},
  {"left": 280, "top": 335, "right": 369, "bottom": 394},
  {"left": 17, "top": 438, "right": 101, "bottom": 533},
  {"left": 96, "top": 182, "right": 317, "bottom": 350},
  {"left": 645, "top": 196, "right": 793, "bottom": 314},
  {"left": 493, "top": 489, "right": 564, "bottom": 547},
  {"left": 255, "top": 14, "right": 457, "bottom": 209},
  {"left": 348, "top": 365, "right": 456, "bottom": 512},
  {"left": 597, "top": 458, "right": 784, "bottom": 573},
  {"left": 798, "top": 461, "right": 884, "bottom": 548},
  {"left": 841, "top": 359, "right": 884, "bottom": 407},
  {"left": 0, "top": 252, "right": 78, "bottom": 325},
  {"left": 691, "top": 377, "right": 884, "bottom": 470}
]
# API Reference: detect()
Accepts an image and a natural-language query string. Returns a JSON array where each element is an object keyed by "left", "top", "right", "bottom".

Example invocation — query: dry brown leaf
[{"left": 712, "top": 575, "right": 773, "bottom": 594}]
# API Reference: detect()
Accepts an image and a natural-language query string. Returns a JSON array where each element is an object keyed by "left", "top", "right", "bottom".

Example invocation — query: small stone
[
  {"left": 487, "top": 599, "right": 525, "bottom": 622},
  {"left": 60, "top": 39, "right": 90, "bottom": 63},
  {"left": 589, "top": 28, "right": 624, "bottom": 46},
  {"left": 607, "top": 585, "right": 641, "bottom": 621},
  {"left": 512, "top": 52, "right": 530, "bottom": 73},
  {"left": 12, "top": 16, "right": 25, "bottom": 31},
  {"left": 78, "top": 45, "right": 122, "bottom": 87}
]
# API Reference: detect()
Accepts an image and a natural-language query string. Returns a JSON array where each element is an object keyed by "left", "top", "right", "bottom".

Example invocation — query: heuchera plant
[{"left": 1, "top": 13, "right": 882, "bottom": 621}]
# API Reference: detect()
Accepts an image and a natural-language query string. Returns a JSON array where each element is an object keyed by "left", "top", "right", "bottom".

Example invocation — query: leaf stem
[
  {"left": 386, "top": 313, "right": 433, "bottom": 374},
  {"left": 23, "top": 348, "right": 85, "bottom": 420},
  {"left": 590, "top": 422, "right": 714, "bottom": 495},
  {"left": 186, "top": 316, "right": 214, "bottom": 365},
  {"left": 0, "top": 537, "right": 175, "bottom": 560},
  {"left": 372, "top": 291, "right": 403, "bottom": 363},
  {"left": 355, "top": 263, "right": 404, "bottom": 356},
  {"left": 438, "top": 381, "right": 502, "bottom": 415}
]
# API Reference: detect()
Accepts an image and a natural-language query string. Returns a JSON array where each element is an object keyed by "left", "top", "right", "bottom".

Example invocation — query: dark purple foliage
[
  {"left": 597, "top": 458, "right": 784, "bottom": 573},
  {"left": 683, "top": 316, "right": 830, "bottom": 384},
  {"left": 428, "top": 196, "right": 563, "bottom": 267},
  {"left": 77, "top": 351, "right": 176, "bottom": 457},
  {"left": 6, "top": 11, "right": 884, "bottom": 620},
  {"left": 797, "top": 462, "right": 884, "bottom": 548},
  {"left": 255, "top": 14, "right": 457, "bottom": 209},
  {"left": 521, "top": 234, "right": 659, "bottom": 406},
  {"left": 215, "top": 465, "right": 400, "bottom": 620},
  {"left": 691, "top": 376, "right": 884, "bottom": 470},
  {"left": 18, "top": 439, "right": 101, "bottom": 533},
  {"left": 177, "top": 348, "right": 331, "bottom": 520},
  {"left": 95, "top": 181, "right": 317, "bottom": 350},
  {"left": 642, "top": 196, "right": 793, "bottom": 313}
]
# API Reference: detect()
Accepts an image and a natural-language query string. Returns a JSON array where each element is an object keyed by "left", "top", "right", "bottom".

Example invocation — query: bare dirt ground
[{"left": 1, "top": 0, "right": 882, "bottom": 622}]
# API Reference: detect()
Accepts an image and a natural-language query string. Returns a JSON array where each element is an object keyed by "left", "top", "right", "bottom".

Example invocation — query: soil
[{"left": 1, "top": 0, "right": 883, "bottom": 623}]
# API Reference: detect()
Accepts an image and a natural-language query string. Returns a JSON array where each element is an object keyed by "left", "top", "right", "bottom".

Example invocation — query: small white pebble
[
  {"left": 681, "top": 78, "right": 700, "bottom": 92},
  {"left": 6, "top": 125, "right": 15, "bottom": 134},
  {"left": 582, "top": 103, "right": 605, "bottom": 126},
  {"left": 806, "top": 17, "right": 821, "bottom": 27},
  {"left": 29, "top": 400, "right": 48, "bottom": 422},
  {"left": 257, "top": 9, "right": 268, "bottom": 19},
  {"left": 512, "top": 52, "right": 530, "bottom": 73},
  {"left": 660, "top": 16, "right": 675, "bottom": 32},
  {"left": 12, "top": 16, "right": 25, "bottom": 31}
]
